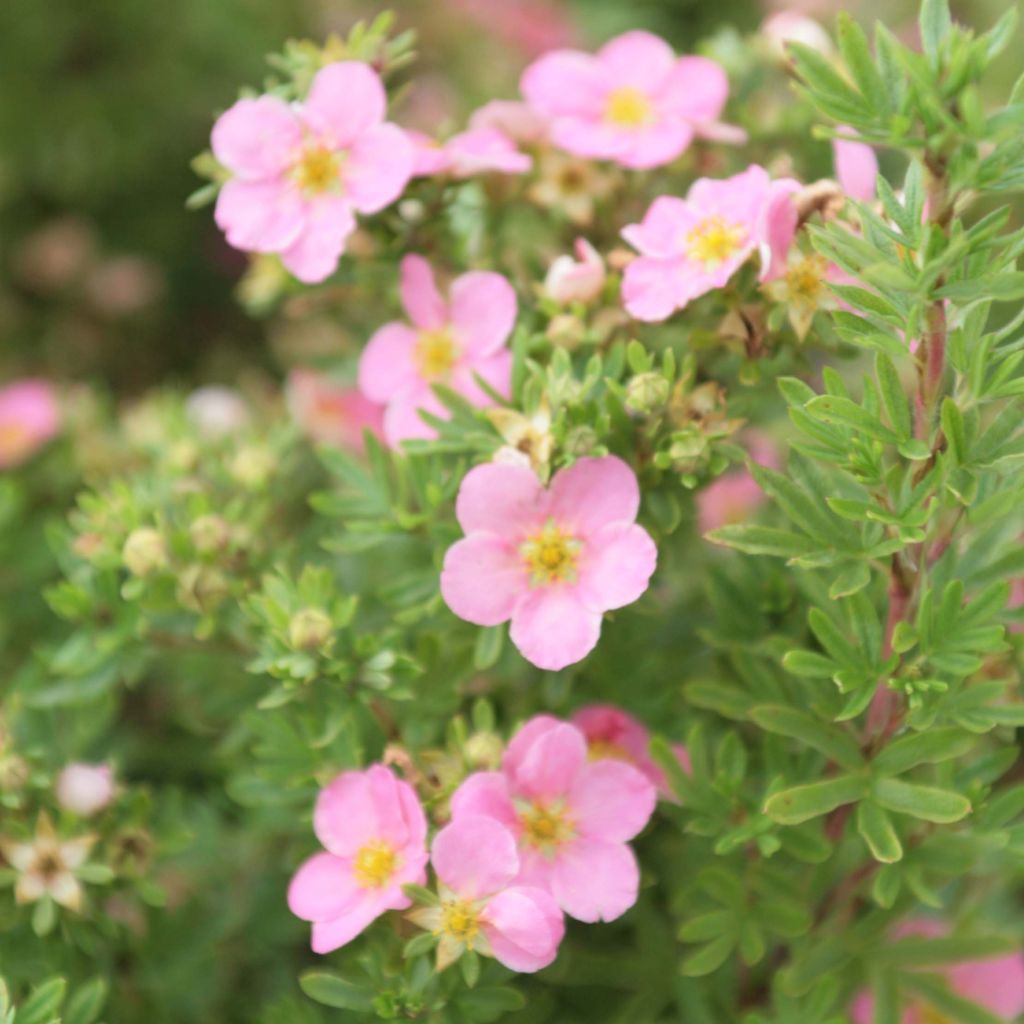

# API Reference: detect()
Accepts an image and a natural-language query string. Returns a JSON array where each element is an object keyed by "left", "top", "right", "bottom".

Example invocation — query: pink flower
[
  {"left": 451, "top": 716, "right": 657, "bottom": 921},
  {"left": 469, "top": 101, "right": 550, "bottom": 145},
  {"left": 621, "top": 165, "right": 800, "bottom": 321},
  {"left": 697, "top": 436, "right": 779, "bottom": 534},
  {"left": 441, "top": 456, "right": 657, "bottom": 671},
  {"left": 358, "top": 255, "right": 516, "bottom": 446},
  {"left": 543, "top": 238, "right": 605, "bottom": 305},
  {"left": 0, "top": 379, "right": 60, "bottom": 469},
  {"left": 409, "top": 816, "right": 564, "bottom": 972},
  {"left": 410, "top": 127, "right": 532, "bottom": 179},
  {"left": 55, "top": 763, "right": 115, "bottom": 817},
  {"left": 211, "top": 62, "right": 414, "bottom": 284},
  {"left": 520, "top": 31, "right": 730, "bottom": 169},
  {"left": 833, "top": 127, "right": 878, "bottom": 202},
  {"left": 447, "top": 0, "right": 578, "bottom": 58},
  {"left": 851, "top": 919, "right": 1024, "bottom": 1023},
  {"left": 287, "top": 765, "right": 429, "bottom": 954},
  {"left": 286, "top": 369, "right": 384, "bottom": 454}
]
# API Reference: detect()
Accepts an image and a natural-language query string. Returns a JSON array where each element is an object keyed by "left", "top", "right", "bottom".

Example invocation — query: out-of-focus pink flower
[
  {"left": 212, "top": 62, "right": 414, "bottom": 283},
  {"left": 543, "top": 239, "right": 606, "bottom": 305},
  {"left": 358, "top": 255, "right": 516, "bottom": 446},
  {"left": 288, "top": 765, "right": 429, "bottom": 954},
  {"left": 833, "top": 127, "right": 878, "bottom": 202},
  {"left": 761, "top": 12, "right": 835, "bottom": 60},
  {"left": 521, "top": 30, "right": 732, "bottom": 169},
  {"left": 450, "top": 716, "right": 657, "bottom": 922},
  {"left": 185, "top": 386, "right": 250, "bottom": 438},
  {"left": 441, "top": 456, "right": 656, "bottom": 671},
  {"left": 85, "top": 256, "right": 164, "bottom": 316},
  {"left": 0, "top": 380, "right": 60, "bottom": 469},
  {"left": 851, "top": 919, "right": 1024, "bottom": 1023},
  {"left": 447, "top": 0, "right": 578, "bottom": 57},
  {"left": 286, "top": 369, "right": 384, "bottom": 454},
  {"left": 697, "top": 435, "right": 779, "bottom": 533},
  {"left": 410, "top": 127, "right": 531, "bottom": 179},
  {"left": 621, "top": 165, "right": 800, "bottom": 321},
  {"left": 56, "top": 763, "right": 115, "bottom": 817},
  {"left": 409, "top": 816, "right": 564, "bottom": 972},
  {"left": 469, "top": 101, "right": 550, "bottom": 145}
]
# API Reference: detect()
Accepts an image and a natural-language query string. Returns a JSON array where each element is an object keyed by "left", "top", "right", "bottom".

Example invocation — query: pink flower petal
[
  {"left": 621, "top": 196, "right": 694, "bottom": 259},
  {"left": 547, "top": 456, "right": 641, "bottom": 535},
  {"left": 309, "top": 894, "right": 389, "bottom": 954},
  {"left": 949, "top": 954, "right": 1024, "bottom": 1018},
  {"left": 833, "top": 129, "right": 878, "bottom": 202},
  {"left": 520, "top": 51, "right": 604, "bottom": 118},
  {"left": 621, "top": 256, "right": 689, "bottom": 322},
  {"left": 279, "top": 196, "right": 356, "bottom": 283},
  {"left": 382, "top": 387, "right": 448, "bottom": 446},
  {"left": 431, "top": 816, "right": 520, "bottom": 898},
  {"left": 449, "top": 271, "right": 518, "bottom": 356},
  {"left": 507, "top": 720, "right": 587, "bottom": 800},
  {"left": 482, "top": 886, "right": 564, "bottom": 972},
  {"left": 757, "top": 178, "right": 801, "bottom": 282},
  {"left": 616, "top": 124, "right": 694, "bottom": 170},
  {"left": 211, "top": 97, "right": 302, "bottom": 180},
  {"left": 358, "top": 323, "right": 419, "bottom": 404},
  {"left": 597, "top": 31, "right": 676, "bottom": 92},
  {"left": 400, "top": 254, "right": 447, "bottom": 330},
  {"left": 509, "top": 587, "right": 602, "bottom": 671},
  {"left": 441, "top": 533, "right": 528, "bottom": 626},
  {"left": 576, "top": 521, "right": 656, "bottom": 612},
  {"left": 656, "top": 56, "right": 729, "bottom": 124},
  {"left": 452, "top": 350, "right": 513, "bottom": 406},
  {"left": 287, "top": 852, "right": 361, "bottom": 922},
  {"left": 344, "top": 122, "right": 414, "bottom": 214},
  {"left": 454, "top": 462, "right": 545, "bottom": 536},
  {"left": 549, "top": 839, "right": 639, "bottom": 922},
  {"left": 214, "top": 179, "right": 305, "bottom": 253},
  {"left": 502, "top": 715, "right": 561, "bottom": 777},
  {"left": 449, "top": 771, "right": 520, "bottom": 834},
  {"left": 303, "top": 62, "right": 386, "bottom": 146},
  {"left": 569, "top": 760, "right": 656, "bottom": 843}
]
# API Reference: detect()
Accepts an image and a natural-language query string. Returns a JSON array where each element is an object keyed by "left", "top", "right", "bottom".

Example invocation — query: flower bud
[
  {"left": 546, "top": 313, "right": 585, "bottom": 350},
  {"left": 176, "top": 564, "right": 229, "bottom": 613},
  {"left": 564, "top": 425, "right": 598, "bottom": 457},
  {"left": 56, "top": 762, "right": 115, "bottom": 817},
  {"left": 122, "top": 527, "right": 168, "bottom": 577},
  {"left": 625, "top": 372, "right": 670, "bottom": 415},
  {"left": 543, "top": 239, "right": 605, "bottom": 305},
  {"left": 189, "top": 514, "right": 230, "bottom": 554},
  {"left": 229, "top": 445, "right": 275, "bottom": 489},
  {"left": 465, "top": 731, "right": 504, "bottom": 770},
  {"left": 288, "top": 608, "right": 334, "bottom": 651}
]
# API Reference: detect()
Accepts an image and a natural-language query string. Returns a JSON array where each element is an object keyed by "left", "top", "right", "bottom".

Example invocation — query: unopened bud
[
  {"left": 229, "top": 446, "right": 275, "bottom": 489},
  {"left": 546, "top": 313, "right": 585, "bottom": 350},
  {"left": 564, "top": 425, "right": 598, "bottom": 457},
  {"left": 625, "top": 372, "right": 670, "bottom": 415},
  {"left": 56, "top": 763, "right": 115, "bottom": 817},
  {"left": 465, "top": 732, "right": 504, "bottom": 770},
  {"left": 122, "top": 527, "right": 168, "bottom": 577},
  {"left": 288, "top": 608, "right": 334, "bottom": 651},
  {"left": 176, "top": 564, "right": 229, "bottom": 613},
  {"left": 189, "top": 514, "right": 230, "bottom": 554}
]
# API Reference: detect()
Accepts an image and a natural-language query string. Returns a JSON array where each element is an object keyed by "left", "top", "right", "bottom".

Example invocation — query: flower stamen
[
  {"left": 414, "top": 329, "right": 460, "bottom": 381},
  {"left": 686, "top": 215, "right": 746, "bottom": 268},
  {"left": 520, "top": 521, "right": 581, "bottom": 585},
  {"left": 293, "top": 145, "right": 342, "bottom": 195},
  {"left": 352, "top": 840, "right": 398, "bottom": 888},
  {"left": 604, "top": 86, "right": 654, "bottom": 128}
]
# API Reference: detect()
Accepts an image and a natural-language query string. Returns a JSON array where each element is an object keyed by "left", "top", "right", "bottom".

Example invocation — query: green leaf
[
  {"left": 875, "top": 353, "right": 912, "bottom": 439},
  {"left": 705, "top": 524, "right": 818, "bottom": 558},
  {"left": 872, "top": 778, "right": 971, "bottom": 823},
  {"left": 857, "top": 800, "right": 903, "bottom": 862},
  {"left": 18, "top": 978, "right": 66, "bottom": 1024},
  {"left": 64, "top": 978, "right": 108, "bottom": 1024},
  {"left": 872, "top": 727, "right": 974, "bottom": 775},
  {"left": 837, "top": 13, "right": 889, "bottom": 114},
  {"left": 298, "top": 972, "right": 374, "bottom": 1011},
  {"left": 455, "top": 987, "right": 526, "bottom": 1021},
  {"left": 938, "top": 273, "right": 1024, "bottom": 302},
  {"left": 919, "top": 0, "right": 952, "bottom": 65},
  {"left": 679, "top": 910, "right": 735, "bottom": 942},
  {"left": 682, "top": 934, "right": 736, "bottom": 977},
  {"left": 472, "top": 625, "right": 504, "bottom": 670},
  {"left": 764, "top": 774, "right": 868, "bottom": 825},
  {"left": 829, "top": 561, "right": 872, "bottom": 599},
  {"left": 941, "top": 398, "right": 967, "bottom": 464},
  {"left": 882, "top": 934, "right": 1015, "bottom": 967},
  {"left": 901, "top": 972, "right": 1006, "bottom": 1023},
  {"left": 806, "top": 395, "right": 901, "bottom": 443},
  {"left": 750, "top": 706, "right": 864, "bottom": 771}
]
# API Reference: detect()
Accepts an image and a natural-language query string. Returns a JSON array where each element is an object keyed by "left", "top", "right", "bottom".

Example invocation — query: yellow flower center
[
  {"left": 587, "top": 739, "right": 632, "bottom": 763},
  {"left": 352, "top": 840, "right": 398, "bottom": 888},
  {"left": 520, "top": 802, "right": 575, "bottom": 851},
  {"left": 414, "top": 329, "right": 460, "bottom": 381},
  {"left": 520, "top": 521, "right": 581, "bottom": 585},
  {"left": 686, "top": 215, "right": 746, "bottom": 268},
  {"left": 293, "top": 145, "right": 342, "bottom": 194},
  {"left": 604, "top": 86, "right": 654, "bottom": 128},
  {"left": 439, "top": 899, "right": 481, "bottom": 943},
  {"left": 785, "top": 253, "right": 829, "bottom": 303}
]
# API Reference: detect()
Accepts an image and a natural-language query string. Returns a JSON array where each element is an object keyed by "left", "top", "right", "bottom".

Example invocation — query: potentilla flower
[
  {"left": 469, "top": 101, "right": 550, "bottom": 145},
  {"left": 408, "top": 816, "right": 564, "bottom": 972},
  {"left": 286, "top": 369, "right": 384, "bottom": 454},
  {"left": 410, "top": 127, "right": 532, "bottom": 179},
  {"left": 440, "top": 456, "right": 657, "bottom": 671},
  {"left": 358, "top": 255, "right": 516, "bottom": 446},
  {"left": 56, "top": 763, "right": 115, "bottom": 817},
  {"left": 851, "top": 919, "right": 1024, "bottom": 1023},
  {"left": 287, "top": 765, "right": 429, "bottom": 954},
  {"left": 833, "top": 127, "right": 879, "bottom": 202},
  {"left": 527, "top": 150, "right": 620, "bottom": 226},
  {"left": 762, "top": 249, "right": 855, "bottom": 339},
  {"left": 543, "top": 239, "right": 606, "bottom": 305},
  {"left": 211, "top": 62, "right": 414, "bottom": 284},
  {"left": 0, "top": 379, "right": 60, "bottom": 469},
  {"left": 1, "top": 814, "right": 96, "bottom": 911},
  {"left": 488, "top": 402, "right": 554, "bottom": 476},
  {"left": 621, "top": 165, "right": 800, "bottom": 322},
  {"left": 449, "top": 716, "right": 657, "bottom": 922},
  {"left": 521, "top": 31, "right": 731, "bottom": 169}
]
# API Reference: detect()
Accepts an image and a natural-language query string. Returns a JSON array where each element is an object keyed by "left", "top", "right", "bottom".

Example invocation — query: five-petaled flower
[
  {"left": 1, "top": 814, "right": 96, "bottom": 912},
  {"left": 408, "top": 816, "right": 564, "bottom": 972},
  {"left": 440, "top": 455, "right": 657, "bottom": 671},
  {"left": 449, "top": 716, "right": 657, "bottom": 922},
  {"left": 520, "top": 30, "right": 731, "bottom": 169},
  {"left": 286, "top": 369, "right": 384, "bottom": 454},
  {"left": 212, "top": 62, "right": 414, "bottom": 283},
  {"left": 0, "top": 379, "right": 60, "bottom": 470},
  {"left": 287, "top": 765, "right": 429, "bottom": 954},
  {"left": 358, "top": 254, "right": 517, "bottom": 447}
]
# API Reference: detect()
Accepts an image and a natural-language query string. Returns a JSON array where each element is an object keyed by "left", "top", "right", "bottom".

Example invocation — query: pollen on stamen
[
  {"left": 686, "top": 215, "right": 746, "bottom": 268},
  {"left": 293, "top": 145, "right": 342, "bottom": 195},
  {"left": 520, "top": 520, "right": 582, "bottom": 585},
  {"left": 604, "top": 86, "right": 654, "bottom": 128},
  {"left": 414, "top": 329, "right": 460, "bottom": 381},
  {"left": 352, "top": 840, "right": 398, "bottom": 889}
]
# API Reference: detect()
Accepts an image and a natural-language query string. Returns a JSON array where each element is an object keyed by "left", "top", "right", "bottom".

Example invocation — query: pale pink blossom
[
  {"left": 286, "top": 369, "right": 384, "bottom": 454},
  {"left": 447, "top": 0, "right": 578, "bottom": 57},
  {"left": 833, "top": 127, "right": 878, "bottom": 202},
  {"left": 55, "top": 763, "right": 115, "bottom": 817},
  {"left": 212, "top": 62, "right": 414, "bottom": 283},
  {"left": 0, "top": 379, "right": 60, "bottom": 469},
  {"left": 521, "top": 31, "right": 732, "bottom": 169},
  {"left": 543, "top": 239, "right": 605, "bottom": 305},
  {"left": 409, "top": 816, "right": 564, "bottom": 972},
  {"left": 761, "top": 12, "right": 835, "bottom": 60},
  {"left": 469, "top": 101, "right": 550, "bottom": 145},
  {"left": 621, "top": 165, "right": 800, "bottom": 321},
  {"left": 287, "top": 765, "right": 429, "bottom": 954},
  {"left": 358, "top": 255, "right": 516, "bottom": 446},
  {"left": 410, "top": 127, "right": 531, "bottom": 179},
  {"left": 697, "top": 435, "right": 780, "bottom": 534},
  {"left": 0, "top": 815, "right": 95, "bottom": 912},
  {"left": 185, "top": 386, "right": 250, "bottom": 438},
  {"left": 851, "top": 919, "right": 1024, "bottom": 1023},
  {"left": 441, "top": 456, "right": 657, "bottom": 671},
  {"left": 450, "top": 716, "right": 657, "bottom": 922}
]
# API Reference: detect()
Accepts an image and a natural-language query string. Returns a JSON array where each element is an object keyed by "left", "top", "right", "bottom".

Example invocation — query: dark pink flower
[{"left": 0, "top": 379, "right": 60, "bottom": 469}]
